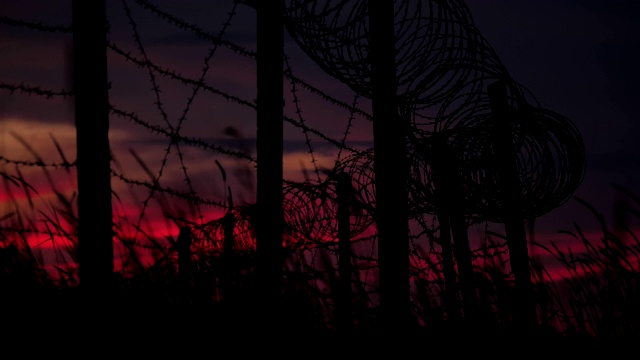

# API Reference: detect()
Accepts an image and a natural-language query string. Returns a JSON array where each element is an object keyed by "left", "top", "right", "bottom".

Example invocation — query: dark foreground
[{"left": 2, "top": 289, "right": 635, "bottom": 358}]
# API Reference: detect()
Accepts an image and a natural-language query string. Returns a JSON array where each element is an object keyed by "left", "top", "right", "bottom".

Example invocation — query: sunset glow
[{"left": 2, "top": 0, "right": 639, "bottom": 346}]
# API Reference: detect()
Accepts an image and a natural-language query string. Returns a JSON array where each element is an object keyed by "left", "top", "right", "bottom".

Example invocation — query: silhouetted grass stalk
[{"left": 2, "top": 135, "right": 639, "bottom": 344}]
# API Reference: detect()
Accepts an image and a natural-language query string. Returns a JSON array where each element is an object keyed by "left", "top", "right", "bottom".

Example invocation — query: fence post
[
  {"left": 176, "top": 226, "right": 193, "bottom": 304},
  {"left": 255, "top": 0, "right": 285, "bottom": 327},
  {"left": 177, "top": 227, "right": 193, "bottom": 282},
  {"left": 72, "top": 0, "right": 113, "bottom": 299},
  {"left": 487, "top": 80, "right": 536, "bottom": 331},
  {"left": 431, "top": 137, "right": 461, "bottom": 322},
  {"left": 369, "top": 0, "right": 411, "bottom": 335},
  {"left": 436, "top": 139, "right": 479, "bottom": 323},
  {"left": 221, "top": 210, "right": 236, "bottom": 304},
  {"left": 336, "top": 172, "right": 353, "bottom": 336},
  {"left": 450, "top": 207, "right": 479, "bottom": 322}
]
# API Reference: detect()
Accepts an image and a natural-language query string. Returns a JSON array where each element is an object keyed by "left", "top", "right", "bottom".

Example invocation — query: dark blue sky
[{"left": 465, "top": 0, "right": 640, "bottom": 234}]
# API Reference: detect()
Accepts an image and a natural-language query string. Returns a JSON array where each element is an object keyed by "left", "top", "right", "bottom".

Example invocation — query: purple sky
[
  {"left": 465, "top": 0, "right": 640, "bottom": 235},
  {"left": 1, "top": 0, "right": 639, "bottom": 244}
]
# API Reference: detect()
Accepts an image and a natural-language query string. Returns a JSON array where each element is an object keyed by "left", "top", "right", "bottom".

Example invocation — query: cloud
[{"left": 3, "top": 117, "right": 132, "bottom": 162}]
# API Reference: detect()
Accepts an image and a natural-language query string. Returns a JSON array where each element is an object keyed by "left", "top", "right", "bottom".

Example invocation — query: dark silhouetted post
[
  {"left": 435, "top": 208, "right": 460, "bottom": 321},
  {"left": 256, "top": 0, "right": 284, "bottom": 327},
  {"left": 221, "top": 210, "right": 235, "bottom": 304},
  {"left": 487, "top": 80, "right": 535, "bottom": 330},
  {"left": 435, "top": 139, "right": 479, "bottom": 322},
  {"left": 450, "top": 210, "right": 479, "bottom": 322},
  {"left": 73, "top": 0, "right": 113, "bottom": 298},
  {"left": 176, "top": 227, "right": 193, "bottom": 281},
  {"left": 369, "top": 0, "right": 411, "bottom": 334},
  {"left": 176, "top": 226, "right": 193, "bottom": 304},
  {"left": 336, "top": 172, "right": 353, "bottom": 336},
  {"left": 431, "top": 137, "right": 462, "bottom": 322}
]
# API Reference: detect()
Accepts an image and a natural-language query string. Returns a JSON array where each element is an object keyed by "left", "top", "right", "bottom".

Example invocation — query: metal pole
[
  {"left": 256, "top": 0, "right": 285, "bottom": 326},
  {"left": 369, "top": 0, "right": 411, "bottom": 334},
  {"left": 73, "top": 0, "right": 113, "bottom": 298},
  {"left": 336, "top": 172, "right": 353, "bottom": 336},
  {"left": 488, "top": 79, "right": 535, "bottom": 330}
]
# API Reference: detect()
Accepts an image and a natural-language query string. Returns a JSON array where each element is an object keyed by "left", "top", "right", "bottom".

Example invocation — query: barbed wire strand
[
  {"left": 0, "top": 83, "right": 72, "bottom": 98},
  {"left": 0, "top": 16, "right": 71, "bottom": 33},
  {"left": 284, "top": 55, "right": 321, "bottom": 182}
]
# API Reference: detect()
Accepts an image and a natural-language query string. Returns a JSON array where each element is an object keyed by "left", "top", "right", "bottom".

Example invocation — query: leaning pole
[
  {"left": 369, "top": 0, "right": 411, "bottom": 333},
  {"left": 488, "top": 80, "right": 536, "bottom": 330},
  {"left": 256, "top": 0, "right": 285, "bottom": 326},
  {"left": 72, "top": 0, "right": 114, "bottom": 298}
]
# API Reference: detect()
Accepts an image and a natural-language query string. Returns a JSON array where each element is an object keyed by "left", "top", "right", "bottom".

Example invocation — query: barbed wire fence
[
  {"left": 0, "top": 10, "right": 79, "bottom": 285},
  {"left": 0, "top": 0, "right": 587, "bottom": 332},
  {"left": 0, "top": 0, "right": 413, "bottom": 326}
]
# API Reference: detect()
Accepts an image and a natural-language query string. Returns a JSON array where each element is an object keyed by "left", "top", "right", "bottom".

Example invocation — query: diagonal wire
[{"left": 284, "top": 55, "right": 321, "bottom": 182}]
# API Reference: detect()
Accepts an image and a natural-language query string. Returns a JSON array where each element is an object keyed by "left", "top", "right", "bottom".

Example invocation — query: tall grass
[{"left": 1, "top": 140, "right": 639, "bottom": 346}]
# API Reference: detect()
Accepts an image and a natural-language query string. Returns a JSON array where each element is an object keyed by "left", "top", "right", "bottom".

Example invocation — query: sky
[
  {"left": 1, "top": 0, "right": 639, "bottom": 277},
  {"left": 464, "top": 0, "right": 640, "bottom": 240}
]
